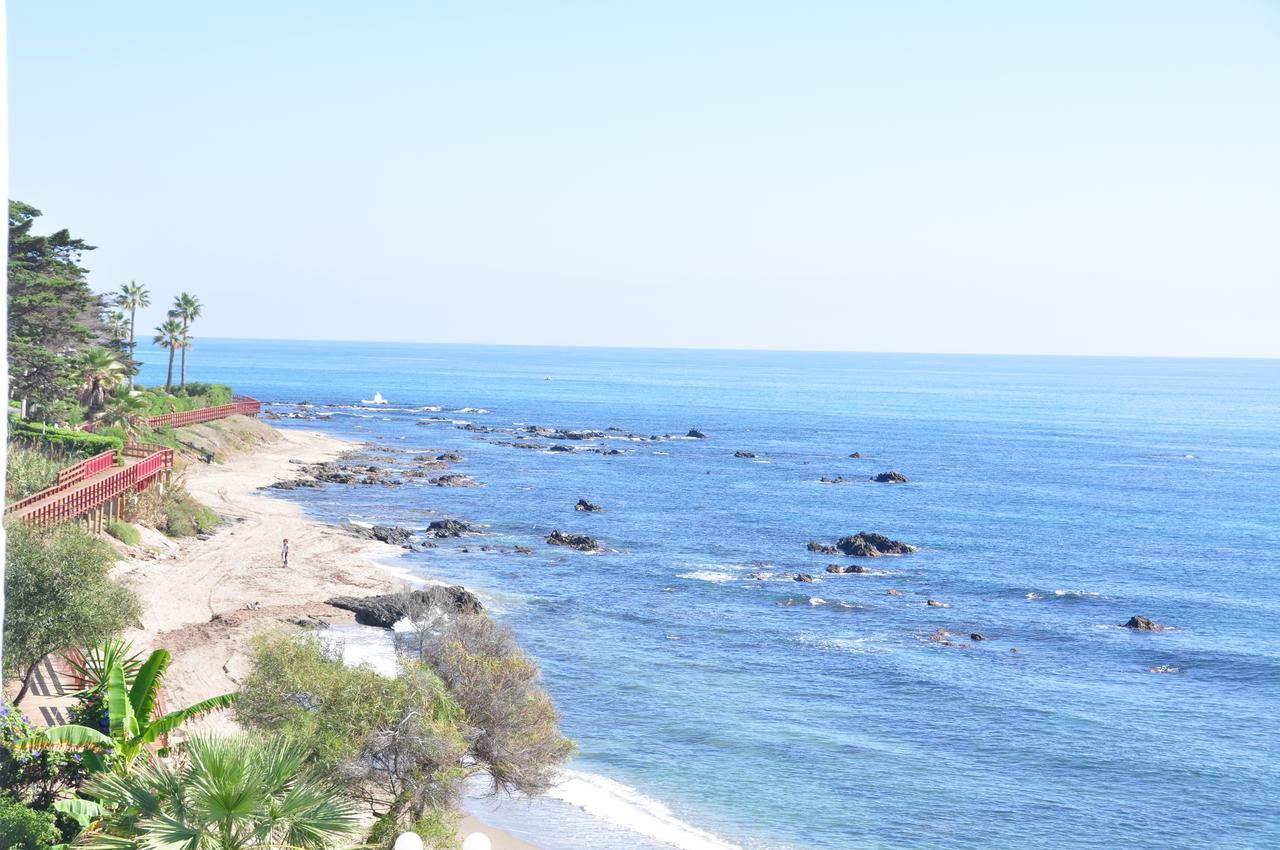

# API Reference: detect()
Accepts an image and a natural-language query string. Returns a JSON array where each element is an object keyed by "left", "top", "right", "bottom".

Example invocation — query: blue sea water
[{"left": 141, "top": 341, "right": 1280, "bottom": 850}]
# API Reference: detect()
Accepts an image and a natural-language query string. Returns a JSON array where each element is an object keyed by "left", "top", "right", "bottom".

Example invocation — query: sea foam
[{"left": 547, "top": 769, "right": 742, "bottom": 850}]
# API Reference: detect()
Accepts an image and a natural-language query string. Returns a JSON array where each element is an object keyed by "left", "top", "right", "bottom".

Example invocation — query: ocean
[{"left": 138, "top": 340, "right": 1280, "bottom": 850}]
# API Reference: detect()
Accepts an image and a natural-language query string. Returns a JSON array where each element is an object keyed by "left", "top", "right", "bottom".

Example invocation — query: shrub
[
  {"left": 237, "top": 632, "right": 468, "bottom": 819},
  {"left": 368, "top": 808, "right": 459, "bottom": 850},
  {"left": 5, "top": 447, "right": 60, "bottom": 503},
  {"left": 3, "top": 522, "right": 140, "bottom": 704},
  {"left": 0, "top": 704, "right": 88, "bottom": 810},
  {"left": 104, "top": 521, "right": 141, "bottom": 546},
  {"left": 408, "top": 614, "right": 575, "bottom": 796},
  {"left": 161, "top": 488, "right": 220, "bottom": 537},
  {"left": 0, "top": 797, "right": 59, "bottom": 850},
  {"left": 7, "top": 419, "right": 123, "bottom": 457},
  {"left": 133, "top": 383, "right": 233, "bottom": 416}
]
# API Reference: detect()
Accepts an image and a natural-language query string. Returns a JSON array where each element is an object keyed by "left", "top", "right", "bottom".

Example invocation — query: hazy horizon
[{"left": 10, "top": 2, "right": 1280, "bottom": 358}]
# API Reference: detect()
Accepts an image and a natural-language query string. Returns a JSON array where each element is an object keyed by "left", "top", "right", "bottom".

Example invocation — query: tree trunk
[
  {"left": 180, "top": 347, "right": 187, "bottom": 389},
  {"left": 128, "top": 306, "right": 137, "bottom": 387},
  {"left": 13, "top": 664, "right": 37, "bottom": 706},
  {"left": 165, "top": 347, "right": 175, "bottom": 392}
]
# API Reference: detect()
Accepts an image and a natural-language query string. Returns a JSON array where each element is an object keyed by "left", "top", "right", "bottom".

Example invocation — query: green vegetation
[
  {"left": 114, "top": 281, "right": 149, "bottom": 388},
  {"left": 134, "top": 382, "right": 233, "bottom": 416},
  {"left": 0, "top": 796, "right": 60, "bottom": 850},
  {"left": 169, "top": 292, "right": 203, "bottom": 390},
  {"left": 238, "top": 617, "right": 572, "bottom": 828},
  {"left": 368, "top": 808, "right": 460, "bottom": 850},
  {"left": 8, "top": 418, "right": 123, "bottom": 458},
  {"left": 161, "top": 485, "right": 220, "bottom": 537},
  {"left": 5, "top": 446, "right": 60, "bottom": 503},
  {"left": 74, "top": 735, "right": 359, "bottom": 850},
  {"left": 31, "top": 645, "right": 238, "bottom": 773},
  {"left": 104, "top": 520, "right": 141, "bottom": 546},
  {"left": 0, "top": 703, "right": 88, "bottom": 810},
  {"left": 2, "top": 523, "right": 140, "bottom": 705}
]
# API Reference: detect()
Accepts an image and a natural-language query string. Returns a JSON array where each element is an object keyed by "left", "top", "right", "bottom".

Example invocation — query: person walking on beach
[{"left": 281, "top": 538, "right": 289, "bottom": 568}]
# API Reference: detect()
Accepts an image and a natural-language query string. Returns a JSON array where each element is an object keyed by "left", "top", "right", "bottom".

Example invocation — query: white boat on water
[{"left": 361, "top": 392, "right": 389, "bottom": 405}]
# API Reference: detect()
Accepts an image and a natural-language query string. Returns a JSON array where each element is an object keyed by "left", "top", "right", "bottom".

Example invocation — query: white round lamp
[
  {"left": 393, "top": 833, "right": 424, "bottom": 850},
  {"left": 462, "top": 833, "right": 492, "bottom": 850}
]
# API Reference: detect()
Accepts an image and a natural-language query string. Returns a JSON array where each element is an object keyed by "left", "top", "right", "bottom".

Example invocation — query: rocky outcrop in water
[
  {"left": 326, "top": 586, "right": 483, "bottom": 629},
  {"left": 546, "top": 530, "right": 603, "bottom": 552},
  {"left": 436, "top": 452, "right": 465, "bottom": 462},
  {"left": 834, "top": 532, "right": 916, "bottom": 557},
  {"left": 871, "top": 471, "right": 910, "bottom": 483},
  {"left": 424, "top": 519, "right": 477, "bottom": 538},
  {"left": 734, "top": 451, "right": 756, "bottom": 458},
  {"left": 819, "top": 476, "right": 849, "bottom": 484},
  {"left": 794, "top": 573, "right": 815, "bottom": 583},
  {"left": 429, "top": 474, "right": 481, "bottom": 487},
  {"left": 687, "top": 429, "right": 707, "bottom": 439},
  {"left": 575, "top": 499, "right": 603, "bottom": 512},
  {"left": 807, "top": 541, "right": 838, "bottom": 555},
  {"left": 1122, "top": 615, "right": 1166, "bottom": 631},
  {"left": 849, "top": 452, "right": 862, "bottom": 459},
  {"left": 350, "top": 525, "right": 413, "bottom": 546}
]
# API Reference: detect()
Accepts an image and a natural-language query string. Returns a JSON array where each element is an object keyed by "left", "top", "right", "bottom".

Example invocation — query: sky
[{"left": 8, "top": 1, "right": 1280, "bottom": 357}]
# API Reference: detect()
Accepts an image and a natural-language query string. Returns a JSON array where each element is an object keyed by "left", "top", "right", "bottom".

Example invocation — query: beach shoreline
[{"left": 116, "top": 426, "right": 541, "bottom": 850}]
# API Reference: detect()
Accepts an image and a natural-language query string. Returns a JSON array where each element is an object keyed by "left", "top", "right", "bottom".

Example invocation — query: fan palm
[
  {"left": 70, "top": 736, "right": 359, "bottom": 850},
  {"left": 79, "top": 349, "right": 129, "bottom": 416},
  {"left": 99, "top": 387, "right": 149, "bottom": 431},
  {"left": 169, "top": 292, "right": 202, "bottom": 390},
  {"left": 115, "top": 282, "right": 150, "bottom": 387},
  {"left": 153, "top": 319, "right": 184, "bottom": 392}
]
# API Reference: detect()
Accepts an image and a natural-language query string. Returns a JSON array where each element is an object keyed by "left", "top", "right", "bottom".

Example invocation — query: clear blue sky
[{"left": 9, "top": 2, "right": 1280, "bottom": 356}]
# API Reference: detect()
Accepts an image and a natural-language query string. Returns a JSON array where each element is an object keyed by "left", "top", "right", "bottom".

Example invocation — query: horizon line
[{"left": 193, "top": 336, "right": 1280, "bottom": 362}]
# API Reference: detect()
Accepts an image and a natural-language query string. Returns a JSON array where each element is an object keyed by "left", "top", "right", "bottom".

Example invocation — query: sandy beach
[{"left": 114, "top": 427, "right": 540, "bottom": 850}]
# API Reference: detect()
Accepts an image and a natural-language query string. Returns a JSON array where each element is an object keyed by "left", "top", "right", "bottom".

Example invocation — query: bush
[
  {"left": 3, "top": 522, "right": 140, "bottom": 703},
  {"left": 161, "top": 488, "right": 220, "bottom": 537},
  {"left": 105, "top": 521, "right": 141, "bottom": 546},
  {"left": 0, "top": 704, "right": 88, "bottom": 810},
  {"left": 408, "top": 614, "right": 574, "bottom": 796},
  {"left": 0, "top": 798, "right": 59, "bottom": 850},
  {"left": 368, "top": 808, "right": 459, "bottom": 850},
  {"left": 237, "top": 632, "right": 468, "bottom": 819},
  {"left": 133, "top": 383, "right": 233, "bottom": 416},
  {"left": 7, "top": 419, "right": 123, "bottom": 458},
  {"left": 5, "top": 447, "right": 60, "bottom": 503}
]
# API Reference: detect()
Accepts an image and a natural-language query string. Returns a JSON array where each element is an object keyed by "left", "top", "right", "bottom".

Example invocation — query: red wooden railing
[
  {"left": 5, "top": 443, "right": 174, "bottom": 528},
  {"left": 142, "top": 396, "right": 260, "bottom": 429},
  {"left": 56, "top": 450, "right": 117, "bottom": 487}
]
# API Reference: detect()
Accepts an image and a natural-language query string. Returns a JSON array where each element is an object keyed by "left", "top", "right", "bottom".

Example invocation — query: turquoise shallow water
[{"left": 141, "top": 342, "right": 1280, "bottom": 850}]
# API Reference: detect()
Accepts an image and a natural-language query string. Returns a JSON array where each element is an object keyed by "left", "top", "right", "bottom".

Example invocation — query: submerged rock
[
  {"left": 326, "top": 586, "right": 483, "bottom": 629},
  {"left": 871, "top": 471, "right": 910, "bottom": 483},
  {"left": 926, "top": 599, "right": 948, "bottom": 608},
  {"left": 548, "top": 445, "right": 574, "bottom": 453},
  {"left": 819, "top": 476, "right": 849, "bottom": 484},
  {"left": 734, "top": 451, "right": 756, "bottom": 458},
  {"left": 546, "top": 530, "right": 603, "bottom": 552},
  {"left": 794, "top": 573, "right": 815, "bottom": 583},
  {"left": 970, "top": 632, "right": 986, "bottom": 641},
  {"left": 849, "top": 452, "right": 862, "bottom": 459},
  {"left": 825, "top": 564, "right": 843, "bottom": 574},
  {"left": 574, "top": 499, "right": 604, "bottom": 512},
  {"left": 834, "top": 532, "right": 916, "bottom": 557},
  {"left": 436, "top": 452, "right": 465, "bottom": 462},
  {"left": 1122, "top": 615, "right": 1167, "bottom": 631},
  {"left": 428, "top": 474, "right": 481, "bottom": 487}
]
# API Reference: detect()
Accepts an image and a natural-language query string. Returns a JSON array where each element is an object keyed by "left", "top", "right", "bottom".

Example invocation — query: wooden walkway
[{"left": 5, "top": 443, "right": 174, "bottom": 528}]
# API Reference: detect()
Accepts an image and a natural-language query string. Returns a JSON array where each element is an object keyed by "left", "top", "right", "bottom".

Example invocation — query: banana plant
[{"left": 23, "top": 647, "right": 237, "bottom": 773}]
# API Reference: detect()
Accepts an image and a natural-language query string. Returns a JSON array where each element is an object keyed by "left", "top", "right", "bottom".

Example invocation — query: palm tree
[
  {"left": 168, "top": 292, "right": 202, "bottom": 390},
  {"left": 115, "top": 282, "right": 150, "bottom": 387},
  {"left": 153, "top": 319, "right": 183, "bottom": 392},
  {"left": 100, "top": 387, "right": 149, "bottom": 431},
  {"left": 79, "top": 348, "right": 128, "bottom": 416},
  {"left": 69, "top": 736, "right": 359, "bottom": 850}
]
